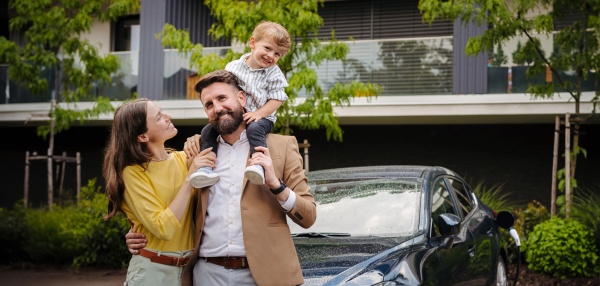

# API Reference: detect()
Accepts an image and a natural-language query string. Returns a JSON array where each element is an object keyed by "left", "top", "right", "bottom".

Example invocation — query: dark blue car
[{"left": 290, "top": 166, "right": 510, "bottom": 286}]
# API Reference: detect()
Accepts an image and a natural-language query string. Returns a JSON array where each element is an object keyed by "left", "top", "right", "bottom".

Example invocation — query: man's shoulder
[{"left": 266, "top": 133, "right": 296, "bottom": 144}]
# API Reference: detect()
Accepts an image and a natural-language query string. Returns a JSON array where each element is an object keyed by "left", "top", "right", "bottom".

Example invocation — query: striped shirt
[{"left": 225, "top": 53, "right": 288, "bottom": 123}]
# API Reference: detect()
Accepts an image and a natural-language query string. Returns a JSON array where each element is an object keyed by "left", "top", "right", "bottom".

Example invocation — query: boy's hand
[{"left": 243, "top": 111, "right": 263, "bottom": 124}]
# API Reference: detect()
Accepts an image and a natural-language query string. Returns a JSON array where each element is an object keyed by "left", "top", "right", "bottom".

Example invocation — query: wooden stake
[
  {"left": 76, "top": 152, "right": 81, "bottom": 203},
  {"left": 24, "top": 151, "right": 30, "bottom": 208},
  {"left": 565, "top": 113, "right": 571, "bottom": 218},
  {"left": 551, "top": 116, "right": 559, "bottom": 216}
]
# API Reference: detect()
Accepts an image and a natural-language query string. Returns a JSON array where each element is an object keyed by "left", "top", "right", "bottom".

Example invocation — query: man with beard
[{"left": 125, "top": 70, "right": 317, "bottom": 286}]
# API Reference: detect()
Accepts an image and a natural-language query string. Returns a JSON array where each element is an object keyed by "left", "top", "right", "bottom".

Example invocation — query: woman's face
[{"left": 143, "top": 101, "right": 177, "bottom": 143}]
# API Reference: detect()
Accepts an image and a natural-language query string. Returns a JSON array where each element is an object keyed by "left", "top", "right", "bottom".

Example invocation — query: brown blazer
[{"left": 182, "top": 134, "right": 317, "bottom": 286}]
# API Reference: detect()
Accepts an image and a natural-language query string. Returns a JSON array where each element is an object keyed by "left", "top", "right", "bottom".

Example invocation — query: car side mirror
[
  {"left": 495, "top": 210, "right": 515, "bottom": 230},
  {"left": 436, "top": 213, "right": 461, "bottom": 248}
]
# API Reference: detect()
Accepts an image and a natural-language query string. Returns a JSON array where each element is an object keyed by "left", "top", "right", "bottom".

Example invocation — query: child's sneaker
[
  {"left": 244, "top": 164, "right": 265, "bottom": 185},
  {"left": 189, "top": 167, "right": 220, "bottom": 188}
]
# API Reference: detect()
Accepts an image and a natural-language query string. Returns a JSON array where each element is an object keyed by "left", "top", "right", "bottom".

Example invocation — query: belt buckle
[
  {"left": 223, "top": 257, "right": 246, "bottom": 269},
  {"left": 176, "top": 258, "right": 188, "bottom": 267}
]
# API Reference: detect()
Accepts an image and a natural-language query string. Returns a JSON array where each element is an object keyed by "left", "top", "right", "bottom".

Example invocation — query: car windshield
[{"left": 289, "top": 177, "right": 422, "bottom": 237}]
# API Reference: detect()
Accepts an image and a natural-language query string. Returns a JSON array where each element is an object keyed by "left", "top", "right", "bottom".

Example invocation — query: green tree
[
  {"left": 0, "top": 0, "right": 139, "bottom": 208},
  {"left": 159, "top": 0, "right": 381, "bottom": 141},
  {"left": 418, "top": 0, "right": 600, "bottom": 216},
  {"left": 491, "top": 43, "right": 507, "bottom": 66}
]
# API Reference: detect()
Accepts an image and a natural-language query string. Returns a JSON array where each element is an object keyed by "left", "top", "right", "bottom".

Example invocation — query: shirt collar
[{"left": 217, "top": 129, "right": 248, "bottom": 144}]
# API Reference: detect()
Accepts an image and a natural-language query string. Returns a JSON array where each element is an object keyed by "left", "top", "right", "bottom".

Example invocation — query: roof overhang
[{"left": 0, "top": 92, "right": 597, "bottom": 127}]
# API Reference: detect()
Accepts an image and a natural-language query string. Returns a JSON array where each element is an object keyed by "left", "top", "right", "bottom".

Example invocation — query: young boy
[{"left": 189, "top": 21, "right": 291, "bottom": 188}]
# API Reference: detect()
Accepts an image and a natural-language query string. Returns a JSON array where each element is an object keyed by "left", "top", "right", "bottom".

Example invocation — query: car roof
[{"left": 307, "top": 165, "right": 455, "bottom": 181}]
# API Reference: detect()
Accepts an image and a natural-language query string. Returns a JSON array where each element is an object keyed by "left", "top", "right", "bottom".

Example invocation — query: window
[
  {"left": 430, "top": 179, "right": 456, "bottom": 237},
  {"left": 449, "top": 178, "right": 474, "bottom": 217},
  {"left": 114, "top": 15, "right": 140, "bottom": 52}
]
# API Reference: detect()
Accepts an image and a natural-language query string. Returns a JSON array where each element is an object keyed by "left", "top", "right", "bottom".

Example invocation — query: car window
[
  {"left": 430, "top": 179, "right": 456, "bottom": 237},
  {"left": 288, "top": 178, "right": 422, "bottom": 237},
  {"left": 448, "top": 178, "right": 474, "bottom": 217}
]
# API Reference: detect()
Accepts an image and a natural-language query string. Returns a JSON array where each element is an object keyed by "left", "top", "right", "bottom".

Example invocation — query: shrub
[
  {"left": 526, "top": 217, "right": 599, "bottom": 278},
  {"left": 72, "top": 179, "right": 130, "bottom": 268},
  {"left": 514, "top": 200, "right": 550, "bottom": 251},
  {"left": 0, "top": 205, "right": 28, "bottom": 264},
  {"left": 1, "top": 178, "right": 130, "bottom": 268},
  {"left": 23, "top": 205, "right": 83, "bottom": 264},
  {"left": 571, "top": 186, "right": 600, "bottom": 250}
]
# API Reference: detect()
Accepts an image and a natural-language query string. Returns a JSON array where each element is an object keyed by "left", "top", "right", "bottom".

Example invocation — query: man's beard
[{"left": 210, "top": 105, "right": 244, "bottom": 135}]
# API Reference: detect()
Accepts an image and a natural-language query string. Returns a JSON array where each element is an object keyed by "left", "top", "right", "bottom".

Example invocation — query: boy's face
[{"left": 247, "top": 36, "right": 285, "bottom": 70}]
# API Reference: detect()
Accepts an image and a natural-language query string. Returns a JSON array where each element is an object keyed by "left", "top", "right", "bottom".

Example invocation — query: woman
[{"left": 103, "top": 98, "right": 214, "bottom": 285}]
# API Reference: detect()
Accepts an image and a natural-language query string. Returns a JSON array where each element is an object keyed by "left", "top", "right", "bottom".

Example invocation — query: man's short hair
[{"left": 194, "top": 70, "right": 243, "bottom": 94}]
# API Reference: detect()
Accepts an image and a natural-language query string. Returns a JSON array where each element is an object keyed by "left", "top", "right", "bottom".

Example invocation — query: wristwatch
[{"left": 270, "top": 178, "right": 287, "bottom": 195}]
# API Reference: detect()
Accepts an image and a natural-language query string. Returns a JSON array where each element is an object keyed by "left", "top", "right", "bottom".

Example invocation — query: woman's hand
[{"left": 188, "top": 147, "right": 217, "bottom": 176}]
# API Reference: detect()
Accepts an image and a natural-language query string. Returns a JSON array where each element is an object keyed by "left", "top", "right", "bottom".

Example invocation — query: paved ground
[{"left": 0, "top": 266, "right": 126, "bottom": 286}]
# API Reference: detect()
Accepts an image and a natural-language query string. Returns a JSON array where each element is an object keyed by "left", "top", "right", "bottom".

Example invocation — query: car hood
[{"left": 295, "top": 235, "right": 418, "bottom": 285}]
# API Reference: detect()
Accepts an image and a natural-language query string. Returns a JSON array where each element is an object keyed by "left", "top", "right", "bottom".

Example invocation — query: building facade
[{"left": 0, "top": 0, "right": 598, "bottom": 208}]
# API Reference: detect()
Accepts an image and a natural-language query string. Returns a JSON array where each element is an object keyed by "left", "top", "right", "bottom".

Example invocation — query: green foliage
[
  {"left": 490, "top": 43, "right": 507, "bottom": 66},
  {"left": 514, "top": 200, "right": 550, "bottom": 252},
  {"left": 526, "top": 217, "right": 600, "bottom": 278},
  {"left": 159, "top": 0, "right": 381, "bottom": 142},
  {"left": 0, "top": 0, "right": 139, "bottom": 139},
  {"left": 418, "top": 0, "right": 600, "bottom": 104},
  {"left": 0, "top": 204, "right": 28, "bottom": 264},
  {"left": 23, "top": 205, "right": 83, "bottom": 264},
  {"left": 418, "top": 0, "right": 598, "bottom": 228},
  {"left": 471, "top": 181, "right": 519, "bottom": 212},
  {"left": 571, "top": 186, "right": 600, "bottom": 251},
  {"left": 71, "top": 178, "right": 131, "bottom": 268},
  {"left": 0, "top": 179, "right": 130, "bottom": 268}
]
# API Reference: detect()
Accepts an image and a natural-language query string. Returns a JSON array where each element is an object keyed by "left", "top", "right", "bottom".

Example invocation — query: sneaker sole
[
  {"left": 190, "top": 175, "right": 220, "bottom": 188},
  {"left": 244, "top": 170, "right": 265, "bottom": 185}
]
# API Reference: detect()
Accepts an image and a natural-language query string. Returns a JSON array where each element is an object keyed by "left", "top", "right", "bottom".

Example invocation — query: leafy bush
[
  {"left": 72, "top": 179, "right": 130, "bottom": 268},
  {"left": 23, "top": 205, "right": 84, "bottom": 264},
  {"left": 514, "top": 200, "right": 550, "bottom": 251},
  {"left": 0, "top": 179, "right": 130, "bottom": 268},
  {"left": 0, "top": 205, "right": 28, "bottom": 264},
  {"left": 526, "top": 217, "right": 599, "bottom": 278}
]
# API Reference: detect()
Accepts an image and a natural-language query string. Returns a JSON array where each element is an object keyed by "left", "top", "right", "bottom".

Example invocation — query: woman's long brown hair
[{"left": 103, "top": 98, "right": 153, "bottom": 221}]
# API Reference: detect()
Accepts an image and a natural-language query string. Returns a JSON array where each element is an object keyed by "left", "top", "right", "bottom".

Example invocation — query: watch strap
[{"left": 270, "top": 178, "right": 286, "bottom": 195}]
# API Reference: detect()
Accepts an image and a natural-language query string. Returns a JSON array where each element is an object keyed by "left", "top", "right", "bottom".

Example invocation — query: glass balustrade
[{"left": 2, "top": 36, "right": 597, "bottom": 104}]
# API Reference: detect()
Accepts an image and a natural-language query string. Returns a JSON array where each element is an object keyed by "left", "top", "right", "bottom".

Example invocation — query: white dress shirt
[{"left": 198, "top": 131, "right": 296, "bottom": 258}]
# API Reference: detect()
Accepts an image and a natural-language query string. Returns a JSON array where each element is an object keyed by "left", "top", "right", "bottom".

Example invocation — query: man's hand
[
  {"left": 249, "top": 146, "right": 278, "bottom": 188},
  {"left": 250, "top": 146, "right": 291, "bottom": 202},
  {"left": 184, "top": 134, "right": 201, "bottom": 158},
  {"left": 125, "top": 219, "right": 146, "bottom": 255}
]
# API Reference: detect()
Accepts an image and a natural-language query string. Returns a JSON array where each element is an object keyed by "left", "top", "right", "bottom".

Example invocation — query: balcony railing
[
  {"left": 488, "top": 65, "right": 598, "bottom": 94},
  {"left": 3, "top": 36, "right": 596, "bottom": 104},
  {"left": 164, "top": 37, "right": 455, "bottom": 98}
]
